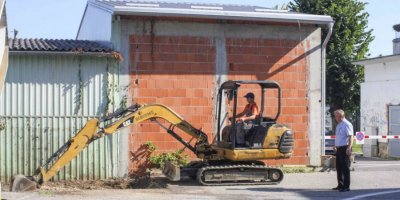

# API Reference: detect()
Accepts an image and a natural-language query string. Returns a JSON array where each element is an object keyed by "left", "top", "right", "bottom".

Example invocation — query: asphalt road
[{"left": 2, "top": 157, "right": 400, "bottom": 200}]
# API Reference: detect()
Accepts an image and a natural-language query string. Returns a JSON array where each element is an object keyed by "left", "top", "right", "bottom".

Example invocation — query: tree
[
  {"left": 289, "top": 0, "right": 374, "bottom": 120},
  {"left": 272, "top": 3, "right": 288, "bottom": 10}
]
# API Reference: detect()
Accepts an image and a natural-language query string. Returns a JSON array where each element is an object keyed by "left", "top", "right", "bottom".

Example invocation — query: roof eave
[
  {"left": 0, "top": 0, "right": 6, "bottom": 18},
  {"left": 112, "top": 7, "right": 333, "bottom": 25},
  {"left": 353, "top": 54, "right": 400, "bottom": 65},
  {"left": 89, "top": 0, "right": 114, "bottom": 13},
  {"left": 9, "top": 50, "right": 116, "bottom": 57}
]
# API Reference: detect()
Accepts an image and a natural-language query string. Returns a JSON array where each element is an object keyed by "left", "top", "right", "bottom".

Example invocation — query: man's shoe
[
  {"left": 339, "top": 188, "right": 350, "bottom": 192},
  {"left": 332, "top": 186, "right": 342, "bottom": 190}
]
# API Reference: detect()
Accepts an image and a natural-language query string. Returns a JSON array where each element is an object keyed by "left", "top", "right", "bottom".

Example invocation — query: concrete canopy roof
[
  {"left": 353, "top": 54, "right": 400, "bottom": 66},
  {"left": 90, "top": 0, "right": 333, "bottom": 25}
]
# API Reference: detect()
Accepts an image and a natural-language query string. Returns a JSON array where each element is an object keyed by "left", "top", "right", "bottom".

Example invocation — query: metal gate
[
  {"left": 389, "top": 105, "right": 400, "bottom": 157},
  {"left": 0, "top": 54, "right": 120, "bottom": 182}
]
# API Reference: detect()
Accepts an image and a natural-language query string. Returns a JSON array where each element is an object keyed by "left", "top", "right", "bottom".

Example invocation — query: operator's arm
[
  {"left": 235, "top": 110, "right": 246, "bottom": 118},
  {"left": 229, "top": 107, "right": 246, "bottom": 121}
]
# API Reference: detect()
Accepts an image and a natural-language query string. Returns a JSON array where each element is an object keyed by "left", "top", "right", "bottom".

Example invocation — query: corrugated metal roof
[
  {"left": 96, "top": 0, "right": 275, "bottom": 13},
  {"left": 90, "top": 0, "right": 333, "bottom": 24},
  {"left": 9, "top": 38, "right": 114, "bottom": 52}
]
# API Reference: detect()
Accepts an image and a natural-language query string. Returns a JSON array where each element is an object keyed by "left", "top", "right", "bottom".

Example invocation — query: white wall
[
  {"left": 76, "top": 4, "right": 112, "bottom": 41},
  {"left": 361, "top": 59, "right": 400, "bottom": 157},
  {"left": 364, "top": 60, "right": 400, "bottom": 82}
]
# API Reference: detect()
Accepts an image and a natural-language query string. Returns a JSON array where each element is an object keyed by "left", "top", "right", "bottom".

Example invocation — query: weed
[
  {"left": 145, "top": 141, "right": 189, "bottom": 168},
  {"left": 280, "top": 166, "right": 315, "bottom": 173}
]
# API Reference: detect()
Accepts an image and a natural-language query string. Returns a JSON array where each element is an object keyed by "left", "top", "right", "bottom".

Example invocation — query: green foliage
[
  {"left": 104, "top": 59, "right": 119, "bottom": 115},
  {"left": 145, "top": 141, "right": 157, "bottom": 153},
  {"left": 149, "top": 150, "right": 189, "bottom": 168},
  {"left": 0, "top": 120, "right": 5, "bottom": 131},
  {"left": 104, "top": 59, "right": 111, "bottom": 114},
  {"left": 77, "top": 57, "right": 83, "bottom": 114},
  {"left": 272, "top": 3, "right": 289, "bottom": 10},
  {"left": 119, "top": 95, "right": 128, "bottom": 109},
  {"left": 144, "top": 141, "right": 189, "bottom": 168},
  {"left": 280, "top": 166, "right": 316, "bottom": 173},
  {"left": 352, "top": 139, "right": 363, "bottom": 154},
  {"left": 289, "top": 0, "right": 374, "bottom": 118}
]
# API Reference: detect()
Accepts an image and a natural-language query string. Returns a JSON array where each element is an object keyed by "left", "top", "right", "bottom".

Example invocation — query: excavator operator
[{"left": 229, "top": 92, "right": 259, "bottom": 146}]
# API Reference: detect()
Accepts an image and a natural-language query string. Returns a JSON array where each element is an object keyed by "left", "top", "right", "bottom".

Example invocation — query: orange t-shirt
[{"left": 244, "top": 103, "right": 259, "bottom": 117}]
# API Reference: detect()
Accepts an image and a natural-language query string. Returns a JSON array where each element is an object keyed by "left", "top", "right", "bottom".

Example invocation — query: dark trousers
[{"left": 336, "top": 146, "right": 351, "bottom": 189}]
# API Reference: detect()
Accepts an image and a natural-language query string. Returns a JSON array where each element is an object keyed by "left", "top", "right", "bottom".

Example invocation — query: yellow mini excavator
[{"left": 11, "top": 80, "right": 294, "bottom": 191}]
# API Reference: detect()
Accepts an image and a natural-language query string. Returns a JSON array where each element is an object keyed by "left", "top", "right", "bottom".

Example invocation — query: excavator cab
[{"left": 216, "top": 80, "right": 282, "bottom": 149}]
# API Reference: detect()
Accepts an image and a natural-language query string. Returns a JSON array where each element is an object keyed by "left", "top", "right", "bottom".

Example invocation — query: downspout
[{"left": 321, "top": 22, "right": 334, "bottom": 155}]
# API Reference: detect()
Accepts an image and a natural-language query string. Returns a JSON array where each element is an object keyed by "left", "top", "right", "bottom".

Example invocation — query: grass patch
[
  {"left": 38, "top": 190, "right": 56, "bottom": 196},
  {"left": 280, "top": 166, "right": 316, "bottom": 173},
  {"left": 352, "top": 139, "right": 363, "bottom": 154}
]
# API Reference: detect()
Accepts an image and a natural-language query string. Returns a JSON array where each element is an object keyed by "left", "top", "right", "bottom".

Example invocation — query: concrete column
[
  {"left": 214, "top": 35, "right": 228, "bottom": 135},
  {"left": 117, "top": 19, "right": 131, "bottom": 177},
  {"left": 307, "top": 28, "right": 323, "bottom": 166}
]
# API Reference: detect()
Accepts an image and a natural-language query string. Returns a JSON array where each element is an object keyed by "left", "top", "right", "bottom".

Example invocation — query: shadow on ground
[
  {"left": 355, "top": 156, "right": 400, "bottom": 162},
  {"left": 225, "top": 187, "right": 400, "bottom": 199}
]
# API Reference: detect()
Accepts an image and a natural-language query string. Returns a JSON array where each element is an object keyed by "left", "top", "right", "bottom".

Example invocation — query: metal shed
[{"left": 0, "top": 38, "right": 122, "bottom": 181}]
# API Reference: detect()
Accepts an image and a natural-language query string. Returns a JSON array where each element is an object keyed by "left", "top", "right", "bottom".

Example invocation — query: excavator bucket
[
  {"left": 10, "top": 175, "right": 38, "bottom": 192},
  {"left": 162, "top": 161, "right": 181, "bottom": 181}
]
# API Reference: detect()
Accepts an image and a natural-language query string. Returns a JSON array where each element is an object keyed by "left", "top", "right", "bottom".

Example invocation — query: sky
[{"left": 6, "top": 0, "right": 400, "bottom": 58}]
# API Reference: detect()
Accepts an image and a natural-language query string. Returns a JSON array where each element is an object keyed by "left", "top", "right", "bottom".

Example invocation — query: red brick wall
[
  {"left": 226, "top": 38, "right": 309, "bottom": 165},
  {"left": 128, "top": 35, "right": 216, "bottom": 173},
  {"left": 128, "top": 34, "right": 310, "bottom": 172}
]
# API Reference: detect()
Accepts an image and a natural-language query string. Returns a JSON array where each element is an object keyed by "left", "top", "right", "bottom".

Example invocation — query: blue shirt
[{"left": 335, "top": 118, "right": 353, "bottom": 146}]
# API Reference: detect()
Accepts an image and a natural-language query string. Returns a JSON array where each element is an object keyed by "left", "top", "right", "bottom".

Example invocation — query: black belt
[{"left": 336, "top": 145, "right": 348, "bottom": 148}]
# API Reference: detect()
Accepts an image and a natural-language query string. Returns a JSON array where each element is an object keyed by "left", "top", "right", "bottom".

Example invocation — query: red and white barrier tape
[{"left": 324, "top": 135, "right": 400, "bottom": 139}]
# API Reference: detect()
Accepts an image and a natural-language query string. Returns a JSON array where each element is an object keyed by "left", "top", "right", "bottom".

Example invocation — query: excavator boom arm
[
  {"left": 11, "top": 104, "right": 209, "bottom": 190},
  {"left": 103, "top": 104, "right": 208, "bottom": 143},
  {"left": 101, "top": 104, "right": 209, "bottom": 154},
  {"left": 38, "top": 119, "right": 100, "bottom": 183}
]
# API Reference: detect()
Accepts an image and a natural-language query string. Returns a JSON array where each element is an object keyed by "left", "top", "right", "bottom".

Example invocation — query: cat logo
[
  {"left": 123, "top": 119, "right": 132, "bottom": 127},
  {"left": 135, "top": 111, "right": 156, "bottom": 122}
]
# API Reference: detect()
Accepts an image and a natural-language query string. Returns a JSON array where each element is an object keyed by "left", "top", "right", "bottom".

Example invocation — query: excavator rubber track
[{"left": 196, "top": 164, "right": 284, "bottom": 186}]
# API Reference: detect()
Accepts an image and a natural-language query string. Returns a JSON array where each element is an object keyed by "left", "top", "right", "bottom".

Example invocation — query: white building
[
  {"left": 0, "top": 0, "right": 8, "bottom": 92},
  {"left": 353, "top": 24, "right": 400, "bottom": 158}
]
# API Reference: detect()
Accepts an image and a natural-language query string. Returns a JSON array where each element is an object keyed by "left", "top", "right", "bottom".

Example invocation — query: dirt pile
[
  {"left": 1, "top": 173, "right": 167, "bottom": 192},
  {"left": 40, "top": 174, "right": 168, "bottom": 191}
]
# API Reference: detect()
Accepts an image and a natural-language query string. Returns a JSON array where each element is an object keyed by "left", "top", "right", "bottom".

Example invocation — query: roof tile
[{"left": 9, "top": 38, "right": 114, "bottom": 53}]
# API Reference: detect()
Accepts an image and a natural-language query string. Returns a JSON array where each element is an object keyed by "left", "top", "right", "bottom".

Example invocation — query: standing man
[{"left": 332, "top": 109, "right": 353, "bottom": 192}]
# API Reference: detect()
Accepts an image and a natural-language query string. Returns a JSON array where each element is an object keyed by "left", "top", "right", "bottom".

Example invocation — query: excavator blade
[
  {"left": 10, "top": 175, "right": 38, "bottom": 192},
  {"left": 162, "top": 161, "right": 181, "bottom": 181}
]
